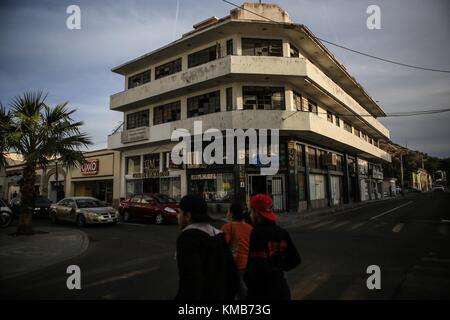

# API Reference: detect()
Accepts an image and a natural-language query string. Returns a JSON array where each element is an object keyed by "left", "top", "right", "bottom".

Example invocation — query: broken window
[
  {"left": 126, "top": 110, "right": 149, "bottom": 130},
  {"left": 153, "top": 101, "right": 181, "bottom": 125},
  {"left": 188, "top": 46, "right": 217, "bottom": 68},
  {"left": 242, "top": 86, "right": 285, "bottom": 110},
  {"left": 155, "top": 58, "right": 182, "bottom": 80},
  {"left": 242, "top": 38, "right": 283, "bottom": 57},
  {"left": 187, "top": 91, "right": 221, "bottom": 117},
  {"left": 128, "top": 70, "right": 151, "bottom": 89}
]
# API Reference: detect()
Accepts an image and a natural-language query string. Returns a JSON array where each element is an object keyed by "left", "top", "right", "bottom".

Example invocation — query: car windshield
[
  {"left": 34, "top": 196, "right": 50, "bottom": 204},
  {"left": 155, "top": 194, "right": 177, "bottom": 204},
  {"left": 75, "top": 199, "right": 105, "bottom": 208}
]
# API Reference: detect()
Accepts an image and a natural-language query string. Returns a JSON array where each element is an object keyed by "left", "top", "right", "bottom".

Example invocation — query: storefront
[
  {"left": 66, "top": 150, "right": 122, "bottom": 207},
  {"left": 123, "top": 149, "right": 184, "bottom": 201}
]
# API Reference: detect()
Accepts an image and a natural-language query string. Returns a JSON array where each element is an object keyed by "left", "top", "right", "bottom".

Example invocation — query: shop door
[
  {"left": 330, "top": 176, "right": 342, "bottom": 206},
  {"left": 247, "top": 174, "right": 285, "bottom": 212},
  {"left": 269, "top": 175, "right": 285, "bottom": 212}
]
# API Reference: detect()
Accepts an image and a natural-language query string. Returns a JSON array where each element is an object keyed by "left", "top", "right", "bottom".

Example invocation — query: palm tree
[{"left": 4, "top": 92, "right": 92, "bottom": 235}]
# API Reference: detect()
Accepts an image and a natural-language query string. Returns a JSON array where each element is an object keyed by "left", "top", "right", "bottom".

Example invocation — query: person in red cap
[{"left": 244, "top": 194, "right": 301, "bottom": 300}]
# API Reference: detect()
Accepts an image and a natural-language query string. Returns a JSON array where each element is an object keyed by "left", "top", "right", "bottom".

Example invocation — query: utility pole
[{"left": 400, "top": 150, "right": 404, "bottom": 195}]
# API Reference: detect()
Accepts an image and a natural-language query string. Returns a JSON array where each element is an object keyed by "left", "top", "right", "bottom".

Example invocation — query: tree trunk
[{"left": 16, "top": 162, "right": 36, "bottom": 235}]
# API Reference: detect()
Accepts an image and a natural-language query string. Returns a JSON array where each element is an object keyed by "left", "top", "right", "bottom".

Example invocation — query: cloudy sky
[{"left": 0, "top": 0, "right": 449, "bottom": 157}]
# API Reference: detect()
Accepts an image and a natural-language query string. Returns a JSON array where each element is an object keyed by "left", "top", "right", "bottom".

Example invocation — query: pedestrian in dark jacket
[
  {"left": 244, "top": 194, "right": 301, "bottom": 300},
  {"left": 175, "top": 194, "right": 239, "bottom": 300}
]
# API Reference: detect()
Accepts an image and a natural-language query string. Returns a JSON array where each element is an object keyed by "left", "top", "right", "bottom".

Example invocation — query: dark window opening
[
  {"left": 308, "top": 100, "right": 318, "bottom": 114},
  {"left": 290, "top": 43, "right": 299, "bottom": 57},
  {"left": 226, "top": 87, "right": 233, "bottom": 111},
  {"left": 187, "top": 91, "right": 221, "bottom": 117},
  {"left": 308, "top": 147, "right": 317, "bottom": 169},
  {"left": 242, "top": 38, "right": 283, "bottom": 57},
  {"left": 128, "top": 70, "right": 151, "bottom": 89},
  {"left": 335, "top": 115, "right": 341, "bottom": 127},
  {"left": 155, "top": 58, "right": 182, "bottom": 80},
  {"left": 126, "top": 110, "right": 149, "bottom": 130},
  {"left": 188, "top": 46, "right": 217, "bottom": 68},
  {"left": 153, "top": 101, "right": 181, "bottom": 125},
  {"left": 243, "top": 86, "right": 285, "bottom": 110},
  {"left": 327, "top": 111, "right": 333, "bottom": 123},
  {"left": 226, "top": 39, "right": 233, "bottom": 55}
]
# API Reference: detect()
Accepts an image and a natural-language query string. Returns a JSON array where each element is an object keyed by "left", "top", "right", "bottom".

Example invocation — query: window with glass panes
[
  {"left": 187, "top": 91, "right": 221, "bottom": 117},
  {"left": 344, "top": 121, "right": 352, "bottom": 133},
  {"left": 126, "top": 110, "right": 149, "bottom": 130},
  {"left": 290, "top": 43, "right": 299, "bottom": 57},
  {"left": 242, "top": 38, "right": 283, "bottom": 56},
  {"left": 155, "top": 58, "right": 182, "bottom": 80},
  {"left": 308, "top": 100, "right": 318, "bottom": 114},
  {"left": 242, "top": 86, "right": 285, "bottom": 110},
  {"left": 128, "top": 70, "right": 151, "bottom": 89},
  {"left": 153, "top": 101, "right": 181, "bottom": 125},
  {"left": 296, "top": 144, "right": 305, "bottom": 167},
  {"left": 293, "top": 91, "right": 303, "bottom": 111},
  {"left": 188, "top": 46, "right": 217, "bottom": 68},
  {"left": 126, "top": 156, "right": 141, "bottom": 174},
  {"left": 143, "top": 154, "right": 160, "bottom": 172},
  {"left": 308, "top": 147, "right": 317, "bottom": 169}
]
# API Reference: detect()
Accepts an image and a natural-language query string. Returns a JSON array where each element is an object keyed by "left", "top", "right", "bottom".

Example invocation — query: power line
[
  {"left": 221, "top": 0, "right": 450, "bottom": 73},
  {"left": 281, "top": 108, "right": 450, "bottom": 121}
]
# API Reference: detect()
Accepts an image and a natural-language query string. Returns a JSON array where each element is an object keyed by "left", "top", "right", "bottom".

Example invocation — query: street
[{"left": 1, "top": 192, "right": 449, "bottom": 300}]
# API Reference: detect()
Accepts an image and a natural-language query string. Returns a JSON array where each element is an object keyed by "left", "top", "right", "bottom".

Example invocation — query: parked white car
[{"left": 0, "top": 199, "right": 13, "bottom": 228}]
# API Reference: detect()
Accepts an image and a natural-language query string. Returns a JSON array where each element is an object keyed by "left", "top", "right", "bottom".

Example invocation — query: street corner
[{"left": 0, "top": 227, "right": 89, "bottom": 281}]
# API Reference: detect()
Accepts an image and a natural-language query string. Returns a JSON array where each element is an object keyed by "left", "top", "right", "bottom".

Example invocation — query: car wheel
[
  {"left": 50, "top": 211, "right": 59, "bottom": 224},
  {"left": 76, "top": 214, "right": 86, "bottom": 228},
  {"left": 122, "top": 211, "right": 132, "bottom": 222},
  {"left": 155, "top": 213, "right": 164, "bottom": 225}
]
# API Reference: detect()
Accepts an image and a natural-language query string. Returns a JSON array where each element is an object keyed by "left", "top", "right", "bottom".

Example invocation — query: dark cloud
[{"left": 0, "top": 0, "right": 449, "bottom": 156}]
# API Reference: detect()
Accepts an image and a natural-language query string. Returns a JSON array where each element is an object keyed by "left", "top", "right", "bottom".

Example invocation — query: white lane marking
[
  {"left": 328, "top": 221, "right": 352, "bottom": 230},
  {"left": 83, "top": 266, "right": 158, "bottom": 289},
  {"left": 118, "top": 222, "right": 147, "bottom": 227},
  {"left": 346, "top": 221, "right": 366, "bottom": 231},
  {"left": 392, "top": 223, "right": 404, "bottom": 233},
  {"left": 441, "top": 220, "right": 450, "bottom": 223},
  {"left": 439, "top": 225, "right": 449, "bottom": 236},
  {"left": 370, "top": 201, "right": 414, "bottom": 220},
  {"left": 422, "top": 257, "right": 450, "bottom": 264}
]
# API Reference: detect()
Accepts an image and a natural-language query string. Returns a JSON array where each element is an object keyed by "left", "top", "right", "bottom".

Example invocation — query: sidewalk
[
  {"left": 209, "top": 195, "right": 409, "bottom": 228},
  {"left": 0, "top": 226, "right": 89, "bottom": 281}
]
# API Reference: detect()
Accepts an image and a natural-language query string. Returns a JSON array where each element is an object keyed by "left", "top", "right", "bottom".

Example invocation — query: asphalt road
[{"left": 1, "top": 192, "right": 449, "bottom": 300}]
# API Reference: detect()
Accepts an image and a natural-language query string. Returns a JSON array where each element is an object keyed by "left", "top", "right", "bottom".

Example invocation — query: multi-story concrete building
[{"left": 107, "top": 3, "right": 391, "bottom": 213}]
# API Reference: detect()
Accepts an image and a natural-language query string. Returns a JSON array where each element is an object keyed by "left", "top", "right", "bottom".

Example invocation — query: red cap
[{"left": 250, "top": 194, "right": 278, "bottom": 221}]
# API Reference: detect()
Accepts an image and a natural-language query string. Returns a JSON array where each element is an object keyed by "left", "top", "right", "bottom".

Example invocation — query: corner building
[{"left": 107, "top": 3, "right": 391, "bottom": 213}]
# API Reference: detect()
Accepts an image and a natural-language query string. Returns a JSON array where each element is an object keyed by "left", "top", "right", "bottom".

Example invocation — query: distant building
[{"left": 411, "top": 168, "right": 432, "bottom": 191}]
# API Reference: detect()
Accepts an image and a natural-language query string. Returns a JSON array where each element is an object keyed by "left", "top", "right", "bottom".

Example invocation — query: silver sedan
[{"left": 50, "top": 197, "right": 119, "bottom": 227}]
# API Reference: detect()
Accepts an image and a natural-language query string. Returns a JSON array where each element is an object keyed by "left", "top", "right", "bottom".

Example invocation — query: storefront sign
[
  {"left": 81, "top": 159, "right": 99, "bottom": 175},
  {"left": 121, "top": 127, "right": 149, "bottom": 144},
  {"left": 191, "top": 174, "right": 217, "bottom": 180},
  {"left": 288, "top": 141, "right": 296, "bottom": 169},
  {"left": 133, "top": 170, "right": 169, "bottom": 179}
]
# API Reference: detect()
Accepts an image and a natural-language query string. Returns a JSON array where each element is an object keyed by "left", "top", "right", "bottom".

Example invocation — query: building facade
[
  {"left": 1, "top": 150, "right": 122, "bottom": 206},
  {"left": 107, "top": 3, "right": 391, "bottom": 213}
]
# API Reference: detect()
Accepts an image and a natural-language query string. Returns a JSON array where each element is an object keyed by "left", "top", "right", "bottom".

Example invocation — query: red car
[{"left": 119, "top": 193, "right": 179, "bottom": 224}]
